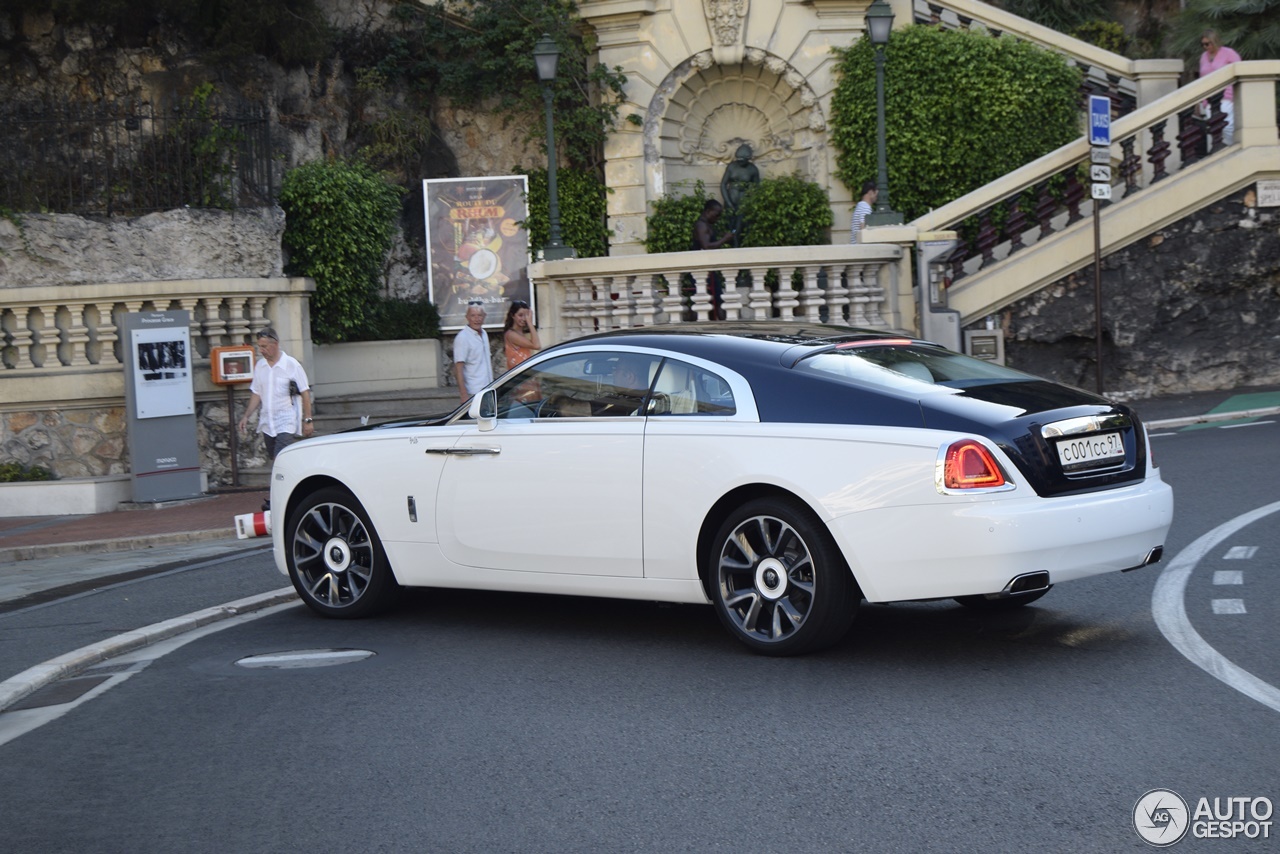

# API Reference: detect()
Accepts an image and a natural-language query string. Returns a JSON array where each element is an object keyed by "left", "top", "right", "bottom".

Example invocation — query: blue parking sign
[{"left": 1089, "top": 95, "right": 1111, "bottom": 146}]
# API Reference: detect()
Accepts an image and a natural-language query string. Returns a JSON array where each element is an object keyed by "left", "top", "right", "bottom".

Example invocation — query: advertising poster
[
  {"left": 424, "top": 175, "right": 532, "bottom": 330},
  {"left": 130, "top": 325, "right": 194, "bottom": 418}
]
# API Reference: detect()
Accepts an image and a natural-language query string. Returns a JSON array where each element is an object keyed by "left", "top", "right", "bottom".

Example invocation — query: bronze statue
[{"left": 720, "top": 143, "right": 760, "bottom": 246}]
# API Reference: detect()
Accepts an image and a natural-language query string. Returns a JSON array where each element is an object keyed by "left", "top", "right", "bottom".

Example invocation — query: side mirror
[{"left": 472, "top": 388, "right": 497, "bottom": 432}]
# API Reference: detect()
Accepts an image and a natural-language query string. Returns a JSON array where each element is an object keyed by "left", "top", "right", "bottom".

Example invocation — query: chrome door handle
[{"left": 425, "top": 447, "right": 501, "bottom": 456}]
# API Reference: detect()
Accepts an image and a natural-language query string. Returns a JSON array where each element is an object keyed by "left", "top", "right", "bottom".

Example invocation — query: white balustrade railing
[
  {"left": 1, "top": 277, "right": 313, "bottom": 407},
  {"left": 532, "top": 243, "right": 906, "bottom": 345}
]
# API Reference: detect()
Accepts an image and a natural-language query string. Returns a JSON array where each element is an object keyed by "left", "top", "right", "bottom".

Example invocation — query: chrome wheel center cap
[
  {"left": 755, "top": 558, "right": 788, "bottom": 601},
  {"left": 324, "top": 538, "right": 352, "bottom": 573}
]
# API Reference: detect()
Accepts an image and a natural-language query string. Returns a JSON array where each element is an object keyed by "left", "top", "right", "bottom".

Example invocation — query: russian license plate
[{"left": 1056, "top": 431, "right": 1125, "bottom": 470}]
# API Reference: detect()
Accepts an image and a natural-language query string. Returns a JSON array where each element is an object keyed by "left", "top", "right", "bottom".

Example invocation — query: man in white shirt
[
  {"left": 237, "top": 326, "right": 314, "bottom": 459},
  {"left": 453, "top": 302, "right": 493, "bottom": 402}
]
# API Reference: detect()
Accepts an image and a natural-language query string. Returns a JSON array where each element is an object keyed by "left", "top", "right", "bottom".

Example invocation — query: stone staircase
[{"left": 313, "top": 387, "right": 461, "bottom": 434}]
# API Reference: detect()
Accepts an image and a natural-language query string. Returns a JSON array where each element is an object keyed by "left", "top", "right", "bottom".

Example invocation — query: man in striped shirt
[{"left": 850, "top": 180, "right": 878, "bottom": 243}]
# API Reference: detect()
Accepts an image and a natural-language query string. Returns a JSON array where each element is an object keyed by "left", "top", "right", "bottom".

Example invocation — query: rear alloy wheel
[
  {"left": 953, "top": 587, "right": 1051, "bottom": 611},
  {"left": 286, "top": 486, "right": 399, "bottom": 618},
  {"left": 711, "top": 497, "right": 858, "bottom": 656}
]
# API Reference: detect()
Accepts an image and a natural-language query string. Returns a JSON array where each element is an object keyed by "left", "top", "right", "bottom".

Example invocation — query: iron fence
[{"left": 0, "top": 101, "right": 276, "bottom": 216}]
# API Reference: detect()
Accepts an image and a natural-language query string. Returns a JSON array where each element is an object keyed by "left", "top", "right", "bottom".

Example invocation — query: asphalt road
[{"left": 0, "top": 420, "right": 1276, "bottom": 852}]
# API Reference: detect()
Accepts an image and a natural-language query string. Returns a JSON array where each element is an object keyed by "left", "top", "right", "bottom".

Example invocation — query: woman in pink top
[
  {"left": 1199, "top": 29, "right": 1242, "bottom": 145},
  {"left": 503, "top": 300, "right": 541, "bottom": 370}
]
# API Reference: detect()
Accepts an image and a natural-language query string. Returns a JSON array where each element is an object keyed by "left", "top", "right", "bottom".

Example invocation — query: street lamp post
[
  {"left": 533, "top": 34, "right": 576, "bottom": 261},
  {"left": 864, "top": 0, "right": 903, "bottom": 227}
]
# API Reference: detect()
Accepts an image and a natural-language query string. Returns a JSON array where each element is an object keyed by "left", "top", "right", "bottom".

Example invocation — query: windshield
[{"left": 796, "top": 343, "right": 1038, "bottom": 391}]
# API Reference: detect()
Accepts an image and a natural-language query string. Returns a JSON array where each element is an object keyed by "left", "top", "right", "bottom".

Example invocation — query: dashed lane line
[{"left": 1152, "top": 500, "right": 1280, "bottom": 715}]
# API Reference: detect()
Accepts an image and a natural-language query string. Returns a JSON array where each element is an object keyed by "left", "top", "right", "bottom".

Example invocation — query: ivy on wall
[
  {"left": 830, "top": 25, "right": 1081, "bottom": 223},
  {"left": 519, "top": 167, "right": 611, "bottom": 259}
]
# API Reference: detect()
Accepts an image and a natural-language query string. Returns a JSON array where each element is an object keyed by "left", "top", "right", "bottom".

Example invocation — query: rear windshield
[{"left": 796, "top": 343, "right": 1037, "bottom": 391}]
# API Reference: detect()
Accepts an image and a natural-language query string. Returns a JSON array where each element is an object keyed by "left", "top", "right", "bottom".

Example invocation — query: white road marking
[
  {"left": 1219, "top": 420, "right": 1276, "bottom": 429},
  {"left": 0, "top": 594, "right": 298, "bottom": 746},
  {"left": 236, "top": 649, "right": 374, "bottom": 669},
  {"left": 1223, "top": 546, "right": 1258, "bottom": 559},
  {"left": 1152, "top": 500, "right": 1280, "bottom": 714},
  {"left": 1213, "top": 570, "right": 1244, "bottom": 585},
  {"left": 1211, "top": 599, "right": 1247, "bottom": 615}
]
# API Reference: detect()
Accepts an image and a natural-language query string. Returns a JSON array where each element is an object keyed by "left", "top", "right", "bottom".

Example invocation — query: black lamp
[
  {"left": 865, "top": 0, "right": 903, "bottom": 227},
  {"left": 533, "top": 34, "right": 575, "bottom": 260}
]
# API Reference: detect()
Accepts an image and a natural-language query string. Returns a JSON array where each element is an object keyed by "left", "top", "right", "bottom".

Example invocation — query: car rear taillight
[{"left": 942, "top": 439, "right": 1006, "bottom": 490}]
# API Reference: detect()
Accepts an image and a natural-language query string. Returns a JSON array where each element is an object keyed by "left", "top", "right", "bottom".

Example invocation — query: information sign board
[{"left": 1089, "top": 95, "right": 1112, "bottom": 146}]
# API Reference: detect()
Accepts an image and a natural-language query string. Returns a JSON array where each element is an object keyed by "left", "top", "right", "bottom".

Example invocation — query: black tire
[
  {"left": 285, "top": 486, "right": 399, "bottom": 618},
  {"left": 710, "top": 497, "right": 859, "bottom": 656},
  {"left": 953, "top": 586, "right": 1051, "bottom": 611}
]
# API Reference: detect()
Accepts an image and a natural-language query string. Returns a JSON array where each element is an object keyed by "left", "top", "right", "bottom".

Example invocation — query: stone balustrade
[
  {"left": 1, "top": 278, "right": 313, "bottom": 408},
  {"left": 529, "top": 243, "right": 908, "bottom": 346},
  {"left": 910, "top": 61, "right": 1280, "bottom": 325}
]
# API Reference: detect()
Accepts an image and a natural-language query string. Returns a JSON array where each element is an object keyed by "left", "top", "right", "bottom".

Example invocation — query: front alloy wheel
[
  {"left": 286, "top": 487, "right": 398, "bottom": 618},
  {"left": 711, "top": 497, "right": 858, "bottom": 655}
]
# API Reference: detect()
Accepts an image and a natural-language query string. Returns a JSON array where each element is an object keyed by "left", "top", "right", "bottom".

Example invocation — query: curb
[
  {"left": 0, "top": 528, "right": 242, "bottom": 565},
  {"left": 0, "top": 587, "right": 298, "bottom": 712},
  {"left": 1145, "top": 406, "right": 1280, "bottom": 430}
]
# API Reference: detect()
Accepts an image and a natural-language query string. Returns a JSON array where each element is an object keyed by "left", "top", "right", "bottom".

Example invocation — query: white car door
[{"left": 435, "top": 350, "right": 660, "bottom": 577}]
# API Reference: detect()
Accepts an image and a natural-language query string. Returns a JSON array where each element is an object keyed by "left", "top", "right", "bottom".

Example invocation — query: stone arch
[{"left": 643, "top": 49, "right": 827, "bottom": 203}]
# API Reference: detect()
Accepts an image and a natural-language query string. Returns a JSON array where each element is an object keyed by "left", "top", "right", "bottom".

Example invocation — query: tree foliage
[
  {"left": 361, "top": 0, "right": 627, "bottom": 171},
  {"left": 995, "top": 0, "right": 1109, "bottom": 34},
  {"left": 1168, "top": 0, "right": 1280, "bottom": 62},
  {"left": 830, "top": 25, "right": 1081, "bottom": 222},
  {"left": 4, "top": 0, "right": 334, "bottom": 65},
  {"left": 280, "top": 159, "right": 404, "bottom": 344}
]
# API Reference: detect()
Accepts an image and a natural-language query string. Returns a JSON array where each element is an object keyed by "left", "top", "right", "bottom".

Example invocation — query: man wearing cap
[
  {"left": 237, "top": 326, "right": 314, "bottom": 459},
  {"left": 453, "top": 302, "right": 493, "bottom": 402}
]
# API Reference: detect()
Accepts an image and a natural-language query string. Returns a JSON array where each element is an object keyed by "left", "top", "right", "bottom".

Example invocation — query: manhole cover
[{"left": 235, "top": 648, "right": 375, "bottom": 669}]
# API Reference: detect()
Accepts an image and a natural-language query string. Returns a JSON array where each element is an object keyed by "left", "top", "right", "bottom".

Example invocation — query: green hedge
[
  {"left": 830, "top": 25, "right": 1081, "bottom": 222},
  {"left": 644, "top": 176, "right": 832, "bottom": 254},
  {"left": 737, "top": 175, "right": 833, "bottom": 247},
  {"left": 280, "top": 159, "right": 404, "bottom": 344}
]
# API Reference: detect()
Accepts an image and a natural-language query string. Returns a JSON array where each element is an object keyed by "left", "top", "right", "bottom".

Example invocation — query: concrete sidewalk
[{"left": 0, "top": 489, "right": 271, "bottom": 608}]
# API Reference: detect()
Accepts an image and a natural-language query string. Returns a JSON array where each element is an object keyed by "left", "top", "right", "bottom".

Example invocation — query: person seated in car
[{"left": 596, "top": 357, "right": 652, "bottom": 416}]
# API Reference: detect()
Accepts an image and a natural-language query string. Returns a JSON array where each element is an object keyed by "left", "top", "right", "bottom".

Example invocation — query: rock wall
[
  {"left": 991, "top": 187, "right": 1280, "bottom": 399},
  {"left": 0, "top": 207, "right": 285, "bottom": 287}
]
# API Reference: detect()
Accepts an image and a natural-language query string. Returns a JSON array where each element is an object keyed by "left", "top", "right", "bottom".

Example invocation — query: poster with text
[
  {"left": 424, "top": 175, "right": 531, "bottom": 330},
  {"left": 131, "top": 326, "right": 194, "bottom": 419}
]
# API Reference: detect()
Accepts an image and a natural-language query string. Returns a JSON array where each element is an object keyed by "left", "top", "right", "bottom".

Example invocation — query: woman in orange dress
[{"left": 503, "top": 300, "right": 541, "bottom": 370}]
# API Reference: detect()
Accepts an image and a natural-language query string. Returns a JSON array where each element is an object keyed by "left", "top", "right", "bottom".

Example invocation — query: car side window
[
  {"left": 493, "top": 352, "right": 662, "bottom": 419},
  {"left": 647, "top": 359, "right": 736, "bottom": 416}
]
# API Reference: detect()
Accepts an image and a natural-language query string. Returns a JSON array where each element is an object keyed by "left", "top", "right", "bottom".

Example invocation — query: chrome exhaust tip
[
  {"left": 1123, "top": 545, "right": 1164, "bottom": 572},
  {"left": 1003, "top": 571, "right": 1051, "bottom": 595}
]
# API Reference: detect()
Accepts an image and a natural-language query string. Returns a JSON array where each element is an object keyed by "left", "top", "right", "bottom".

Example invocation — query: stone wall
[
  {"left": 2, "top": 396, "right": 267, "bottom": 485},
  {"left": 991, "top": 187, "right": 1280, "bottom": 398}
]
